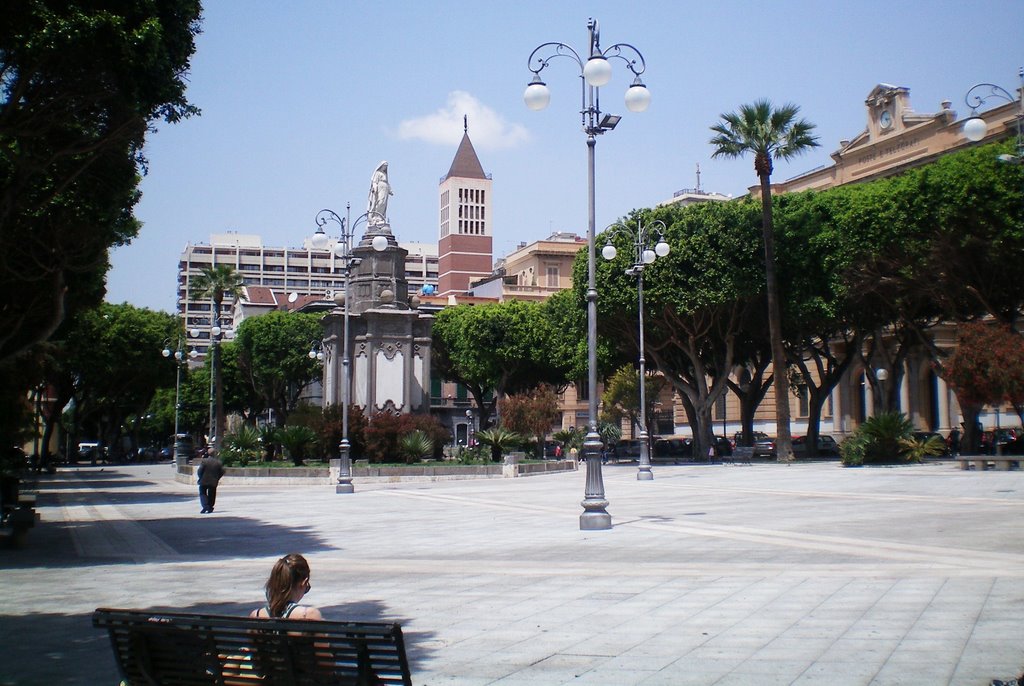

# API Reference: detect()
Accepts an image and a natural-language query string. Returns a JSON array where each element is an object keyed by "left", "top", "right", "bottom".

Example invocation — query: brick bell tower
[{"left": 437, "top": 116, "right": 493, "bottom": 297}]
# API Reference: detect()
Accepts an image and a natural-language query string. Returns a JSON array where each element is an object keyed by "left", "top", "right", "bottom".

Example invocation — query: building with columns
[{"left": 708, "top": 82, "right": 1022, "bottom": 440}]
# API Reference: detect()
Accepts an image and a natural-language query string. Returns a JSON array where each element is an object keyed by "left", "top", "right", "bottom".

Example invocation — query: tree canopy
[
  {"left": 233, "top": 311, "right": 324, "bottom": 427},
  {"left": 0, "top": 1, "right": 202, "bottom": 365},
  {"left": 432, "top": 299, "right": 573, "bottom": 430}
]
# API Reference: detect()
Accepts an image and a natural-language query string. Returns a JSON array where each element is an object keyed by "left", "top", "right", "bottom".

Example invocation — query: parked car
[
  {"left": 982, "top": 429, "right": 1021, "bottom": 455},
  {"left": 733, "top": 431, "right": 775, "bottom": 458},
  {"left": 653, "top": 437, "right": 693, "bottom": 461},
  {"left": 612, "top": 439, "right": 643, "bottom": 460},
  {"left": 792, "top": 435, "right": 840, "bottom": 458}
]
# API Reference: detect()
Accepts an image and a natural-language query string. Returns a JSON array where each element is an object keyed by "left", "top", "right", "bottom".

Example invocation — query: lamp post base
[
  {"left": 580, "top": 508, "right": 612, "bottom": 530},
  {"left": 579, "top": 437, "right": 611, "bottom": 530},
  {"left": 637, "top": 440, "right": 654, "bottom": 480},
  {"left": 331, "top": 453, "right": 355, "bottom": 494}
]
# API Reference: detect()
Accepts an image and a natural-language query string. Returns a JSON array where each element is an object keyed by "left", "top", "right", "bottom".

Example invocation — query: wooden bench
[
  {"left": 93, "top": 608, "right": 412, "bottom": 685},
  {"left": 725, "top": 446, "right": 754, "bottom": 465},
  {"left": 956, "top": 455, "right": 1020, "bottom": 471}
]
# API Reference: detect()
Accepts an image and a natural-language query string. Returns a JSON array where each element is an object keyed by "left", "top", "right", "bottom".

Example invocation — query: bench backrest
[
  {"left": 93, "top": 608, "right": 412, "bottom": 685},
  {"left": 732, "top": 447, "right": 754, "bottom": 460}
]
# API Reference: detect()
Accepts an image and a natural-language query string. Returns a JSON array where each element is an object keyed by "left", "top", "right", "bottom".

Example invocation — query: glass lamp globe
[
  {"left": 189, "top": 328, "right": 201, "bottom": 338},
  {"left": 371, "top": 235, "right": 388, "bottom": 252},
  {"left": 624, "top": 83, "right": 651, "bottom": 113},
  {"left": 601, "top": 243, "right": 617, "bottom": 261},
  {"left": 524, "top": 80, "right": 551, "bottom": 111},
  {"left": 642, "top": 248, "right": 656, "bottom": 264},
  {"left": 333, "top": 242, "right": 348, "bottom": 258},
  {"left": 963, "top": 117, "right": 987, "bottom": 142},
  {"left": 583, "top": 55, "right": 612, "bottom": 87},
  {"left": 211, "top": 325, "right": 221, "bottom": 337},
  {"left": 162, "top": 348, "right": 171, "bottom": 358},
  {"left": 310, "top": 229, "right": 329, "bottom": 250},
  {"left": 655, "top": 239, "right": 670, "bottom": 257},
  {"left": 189, "top": 349, "right": 198, "bottom": 359}
]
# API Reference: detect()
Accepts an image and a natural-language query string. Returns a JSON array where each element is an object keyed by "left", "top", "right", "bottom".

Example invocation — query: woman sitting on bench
[{"left": 251, "top": 553, "right": 323, "bottom": 620}]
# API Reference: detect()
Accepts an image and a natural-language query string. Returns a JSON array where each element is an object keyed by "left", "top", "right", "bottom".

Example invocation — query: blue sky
[{"left": 106, "top": 0, "right": 1024, "bottom": 312}]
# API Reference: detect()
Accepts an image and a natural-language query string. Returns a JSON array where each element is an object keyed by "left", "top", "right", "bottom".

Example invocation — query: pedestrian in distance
[
  {"left": 196, "top": 447, "right": 224, "bottom": 514},
  {"left": 947, "top": 427, "right": 962, "bottom": 457},
  {"left": 251, "top": 553, "right": 323, "bottom": 620}
]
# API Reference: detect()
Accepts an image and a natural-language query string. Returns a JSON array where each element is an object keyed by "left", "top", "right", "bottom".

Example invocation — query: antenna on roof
[{"left": 695, "top": 163, "right": 702, "bottom": 193}]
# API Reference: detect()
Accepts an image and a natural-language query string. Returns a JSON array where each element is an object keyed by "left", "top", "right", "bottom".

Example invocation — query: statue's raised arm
[{"left": 366, "top": 161, "right": 393, "bottom": 227}]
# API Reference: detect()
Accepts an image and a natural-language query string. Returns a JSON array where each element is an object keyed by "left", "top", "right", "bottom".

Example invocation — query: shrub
[
  {"left": 364, "top": 412, "right": 450, "bottom": 463},
  {"left": 841, "top": 412, "right": 921, "bottom": 466},
  {"left": 475, "top": 427, "right": 524, "bottom": 462},
  {"left": 860, "top": 412, "right": 914, "bottom": 463},
  {"left": 258, "top": 425, "right": 279, "bottom": 462},
  {"left": 277, "top": 425, "right": 318, "bottom": 466},
  {"left": 898, "top": 434, "right": 946, "bottom": 463},
  {"left": 222, "top": 424, "right": 262, "bottom": 467},
  {"left": 399, "top": 430, "right": 434, "bottom": 463},
  {"left": 316, "top": 404, "right": 368, "bottom": 460},
  {"left": 839, "top": 432, "right": 868, "bottom": 466}
]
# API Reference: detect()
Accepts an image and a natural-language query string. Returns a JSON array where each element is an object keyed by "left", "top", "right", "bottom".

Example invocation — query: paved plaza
[{"left": 2, "top": 460, "right": 1023, "bottom": 685}]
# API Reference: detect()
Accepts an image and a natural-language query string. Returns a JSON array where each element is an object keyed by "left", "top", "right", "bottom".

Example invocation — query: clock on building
[{"left": 879, "top": 109, "right": 893, "bottom": 130}]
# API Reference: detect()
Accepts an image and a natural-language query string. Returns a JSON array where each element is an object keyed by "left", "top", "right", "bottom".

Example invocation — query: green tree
[
  {"left": 189, "top": 265, "right": 244, "bottom": 447},
  {"left": 710, "top": 99, "right": 819, "bottom": 460},
  {"left": 233, "top": 311, "right": 323, "bottom": 427},
  {"left": 600, "top": 365, "right": 666, "bottom": 447},
  {"left": 596, "top": 202, "right": 764, "bottom": 462},
  {"left": 48, "top": 303, "right": 179, "bottom": 459},
  {"left": 0, "top": 1, "right": 201, "bottom": 370},
  {"left": 432, "top": 300, "right": 572, "bottom": 430}
]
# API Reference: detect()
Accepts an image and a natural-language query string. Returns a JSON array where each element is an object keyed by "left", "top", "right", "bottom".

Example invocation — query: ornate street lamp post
[
  {"left": 602, "top": 218, "right": 669, "bottom": 481},
  {"left": 162, "top": 333, "right": 199, "bottom": 465},
  {"left": 311, "top": 205, "right": 387, "bottom": 494},
  {"left": 524, "top": 18, "right": 651, "bottom": 530},
  {"left": 962, "top": 67, "right": 1024, "bottom": 164}
]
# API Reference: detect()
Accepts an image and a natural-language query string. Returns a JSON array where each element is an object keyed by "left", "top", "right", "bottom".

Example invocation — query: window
[
  {"left": 797, "top": 386, "right": 809, "bottom": 418},
  {"left": 546, "top": 266, "right": 559, "bottom": 288},
  {"left": 715, "top": 393, "right": 726, "bottom": 421},
  {"left": 576, "top": 380, "right": 588, "bottom": 401}
]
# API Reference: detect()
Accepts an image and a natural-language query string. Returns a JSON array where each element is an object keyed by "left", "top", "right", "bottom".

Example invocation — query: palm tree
[
  {"left": 189, "top": 265, "right": 244, "bottom": 450},
  {"left": 710, "top": 99, "right": 819, "bottom": 461}
]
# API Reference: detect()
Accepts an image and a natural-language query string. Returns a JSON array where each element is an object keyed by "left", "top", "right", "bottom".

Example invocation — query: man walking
[{"left": 196, "top": 448, "right": 224, "bottom": 514}]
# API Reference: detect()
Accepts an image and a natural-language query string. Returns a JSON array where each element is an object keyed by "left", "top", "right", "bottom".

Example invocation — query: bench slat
[{"left": 94, "top": 608, "right": 412, "bottom": 686}]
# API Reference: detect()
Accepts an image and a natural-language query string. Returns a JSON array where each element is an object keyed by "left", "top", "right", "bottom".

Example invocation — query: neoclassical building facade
[{"left": 721, "top": 81, "right": 1021, "bottom": 439}]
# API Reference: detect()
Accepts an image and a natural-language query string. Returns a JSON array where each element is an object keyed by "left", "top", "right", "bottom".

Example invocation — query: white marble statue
[{"left": 366, "top": 161, "right": 393, "bottom": 227}]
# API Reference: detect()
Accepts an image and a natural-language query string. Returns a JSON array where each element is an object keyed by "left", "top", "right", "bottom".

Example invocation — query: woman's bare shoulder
[{"left": 299, "top": 606, "right": 323, "bottom": 620}]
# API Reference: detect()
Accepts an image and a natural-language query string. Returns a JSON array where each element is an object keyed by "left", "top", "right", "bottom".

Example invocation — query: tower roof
[{"left": 444, "top": 131, "right": 487, "bottom": 181}]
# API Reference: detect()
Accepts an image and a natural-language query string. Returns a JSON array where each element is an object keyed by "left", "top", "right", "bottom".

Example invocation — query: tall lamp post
[
  {"left": 602, "top": 219, "right": 669, "bottom": 481},
  {"left": 524, "top": 18, "right": 651, "bottom": 530},
  {"left": 962, "top": 67, "right": 1024, "bottom": 164},
  {"left": 162, "top": 332, "right": 199, "bottom": 465},
  {"left": 311, "top": 205, "right": 387, "bottom": 494}
]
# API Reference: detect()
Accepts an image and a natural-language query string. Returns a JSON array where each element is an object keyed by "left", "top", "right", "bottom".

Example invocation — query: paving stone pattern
[{"left": 2, "top": 461, "right": 1023, "bottom": 685}]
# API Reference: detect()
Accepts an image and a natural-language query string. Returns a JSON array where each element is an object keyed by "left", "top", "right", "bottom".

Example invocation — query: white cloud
[{"left": 396, "top": 91, "right": 529, "bottom": 151}]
